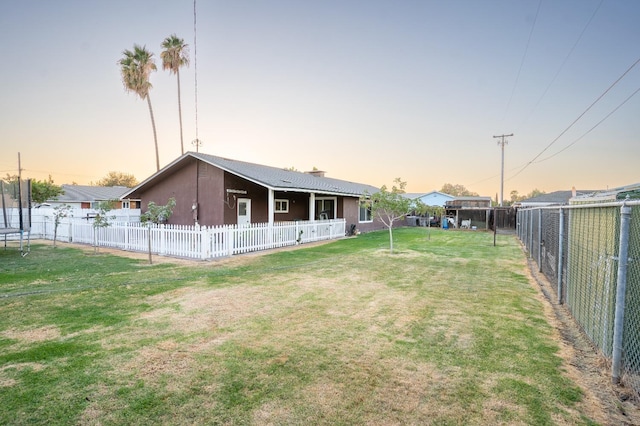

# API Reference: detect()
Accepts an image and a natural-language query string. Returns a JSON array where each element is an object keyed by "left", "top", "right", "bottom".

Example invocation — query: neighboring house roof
[
  {"left": 449, "top": 196, "right": 492, "bottom": 202},
  {"left": 519, "top": 189, "right": 598, "bottom": 207},
  {"left": 403, "top": 191, "right": 454, "bottom": 200},
  {"left": 402, "top": 193, "right": 424, "bottom": 199},
  {"left": 52, "top": 185, "right": 132, "bottom": 204},
  {"left": 570, "top": 182, "right": 640, "bottom": 204},
  {"left": 403, "top": 191, "right": 455, "bottom": 208},
  {"left": 123, "top": 152, "right": 380, "bottom": 199}
]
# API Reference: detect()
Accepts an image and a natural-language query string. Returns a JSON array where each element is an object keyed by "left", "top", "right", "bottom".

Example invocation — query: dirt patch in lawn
[
  {"left": 1, "top": 325, "right": 61, "bottom": 343},
  {"left": 48, "top": 238, "right": 640, "bottom": 424}
]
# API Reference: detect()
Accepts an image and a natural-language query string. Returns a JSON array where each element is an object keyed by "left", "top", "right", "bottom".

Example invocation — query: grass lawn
[{"left": 0, "top": 228, "right": 611, "bottom": 424}]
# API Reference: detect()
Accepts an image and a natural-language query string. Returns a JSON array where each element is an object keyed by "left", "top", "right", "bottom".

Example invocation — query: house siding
[
  {"left": 274, "top": 192, "right": 310, "bottom": 221},
  {"left": 196, "top": 162, "right": 225, "bottom": 226},
  {"left": 137, "top": 160, "right": 199, "bottom": 225},
  {"left": 127, "top": 155, "right": 391, "bottom": 232},
  {"left": 223, "top": 173, "right": 267, "bottom": 224}
]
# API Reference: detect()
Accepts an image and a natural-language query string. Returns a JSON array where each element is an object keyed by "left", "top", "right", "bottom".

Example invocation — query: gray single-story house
[
  {"left": 45, "top": 185, "right": 139, "bottom": 209},
  {"left": 121, "top": 152, "right": 387, "bottom": 232},
  {"left": 403, "top": 191, "right": 454, "bottom": 207}
]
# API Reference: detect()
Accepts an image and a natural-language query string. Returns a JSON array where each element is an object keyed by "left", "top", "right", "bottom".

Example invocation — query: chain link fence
[
  {"left": 518, "top": 201, "right": 640, "bottom": 397},
  {"left": 623, "top": 205, "right": 640, "bottom": 393}
]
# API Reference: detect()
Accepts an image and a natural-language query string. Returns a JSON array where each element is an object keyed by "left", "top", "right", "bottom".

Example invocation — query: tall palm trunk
[
  {"left": 177, "top": 68, "right": 184, "bottom": 155},
  {"left": 146, "top": 94, "right": 160, "bottom": 171}
]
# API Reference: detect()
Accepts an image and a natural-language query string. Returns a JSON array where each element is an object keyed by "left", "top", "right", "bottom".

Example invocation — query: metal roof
[
  {"left": 570, "top": 183, "right": 640, "bottom": 203},
  {"left": 521, "top": 190, "right": 599, "bottom": 205},
  {"left": 123, "top": 152, "right": 380, "bottom": 198}
]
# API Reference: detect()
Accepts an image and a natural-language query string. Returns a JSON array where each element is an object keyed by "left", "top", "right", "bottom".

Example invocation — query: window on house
[
  {"left": 275, "top": 199, "right": 289, "bottom": 213},
  {"left": 315, "top": 198, "right": 336, "bottom": 220},
  {"left": 359, "top": 201, "right": 372, "bottom": 222},
  {"left": 122, "top": 200, "right": 130, "bottom": 209}
]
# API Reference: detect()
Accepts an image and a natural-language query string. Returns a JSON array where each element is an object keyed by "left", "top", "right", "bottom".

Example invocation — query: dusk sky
[{"left": 1, "top": 0, "right": 638, "bottom": 198}]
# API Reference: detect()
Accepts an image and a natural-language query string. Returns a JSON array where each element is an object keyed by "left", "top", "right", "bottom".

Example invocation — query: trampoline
[{"left": 1, "top": 177, "right": 31, "bottom": 256}]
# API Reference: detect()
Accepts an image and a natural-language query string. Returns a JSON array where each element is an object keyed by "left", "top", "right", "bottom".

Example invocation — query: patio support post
[
  {"left": 267, "top": 189, "right": 274, "bottom": 245},
  {"left": 268, "top": 188, "right": 274, "bottom": 227},
  {"left": 309, "top": 193, "right": 316, "bottom": 221},
  {"left": 612, "top": 203, "right": 632, "bottom": 384}
]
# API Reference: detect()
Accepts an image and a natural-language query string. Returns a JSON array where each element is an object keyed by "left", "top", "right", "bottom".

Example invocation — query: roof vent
[{"left": 305, "top": 170, "right": 326, "bottom": 178}]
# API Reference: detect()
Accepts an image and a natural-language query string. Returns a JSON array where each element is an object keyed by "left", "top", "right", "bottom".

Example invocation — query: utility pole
[{"left": 493, "top": 133, "right": 513, "bottom": 207}]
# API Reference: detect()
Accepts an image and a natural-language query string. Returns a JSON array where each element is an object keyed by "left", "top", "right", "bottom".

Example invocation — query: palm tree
[
  {"left": 161, "top": 34, "right": 190, "bottom": 155},
  {"left": 119, "top": 44, "right": 160, "bottom": 171}
]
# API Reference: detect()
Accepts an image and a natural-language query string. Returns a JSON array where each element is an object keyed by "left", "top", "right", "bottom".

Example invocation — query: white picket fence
[{"left": 11, "top": 208, "right": 345, "bottom": 260}]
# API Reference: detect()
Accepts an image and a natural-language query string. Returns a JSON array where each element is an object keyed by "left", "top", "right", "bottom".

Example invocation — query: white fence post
[
  {"left": 227, "top": 225, "right": 234, "bottom": 257},
  {"left": 200, "top": 225, "right": 208, "bottom": 260},
  {"left": 160, "top": 224, "right": 165, "bottom": 255}
]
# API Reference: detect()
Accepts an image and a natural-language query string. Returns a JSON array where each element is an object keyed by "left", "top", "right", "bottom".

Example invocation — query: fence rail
[
  {"left": 2, "top": 208, "right": 346, "bottom": 260},
  {"left": 517, "top": 200, "right": 640, "bottom": 396}
]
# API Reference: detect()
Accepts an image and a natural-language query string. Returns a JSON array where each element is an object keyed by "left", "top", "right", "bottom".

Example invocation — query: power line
[
  {"left": 472, "top": 84, "right": 639, "bottom": 189},
  {"left": 508, "top": 56, "right": 640, "bottom": 180},
  {"left": 535, "top": 86, "right": 640, "bottom": 164},
  {"left": 515, "top": 0, "right": 604, "bottom": 132},
  {"left": 501, "top": 0, "right": 542, "bottom": 123}
]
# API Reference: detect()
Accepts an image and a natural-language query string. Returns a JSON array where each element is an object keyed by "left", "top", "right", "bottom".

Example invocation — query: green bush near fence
[{"left": 0, "top": 229, "right": 599, "bottom": 425}]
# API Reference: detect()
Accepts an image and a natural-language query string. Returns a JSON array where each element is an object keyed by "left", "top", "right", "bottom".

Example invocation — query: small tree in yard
[
  {"left": 140, "top": 197, "right": 176, "bottom": 264},
  {"left": 92, "top": 200, "right": 116, "bottom": 254},
  {"left": 52, "top": 204, "right": 72, "bottom": 248},
  {"left": 363, "top": 178, "right": 412, "bottom": 254}
]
